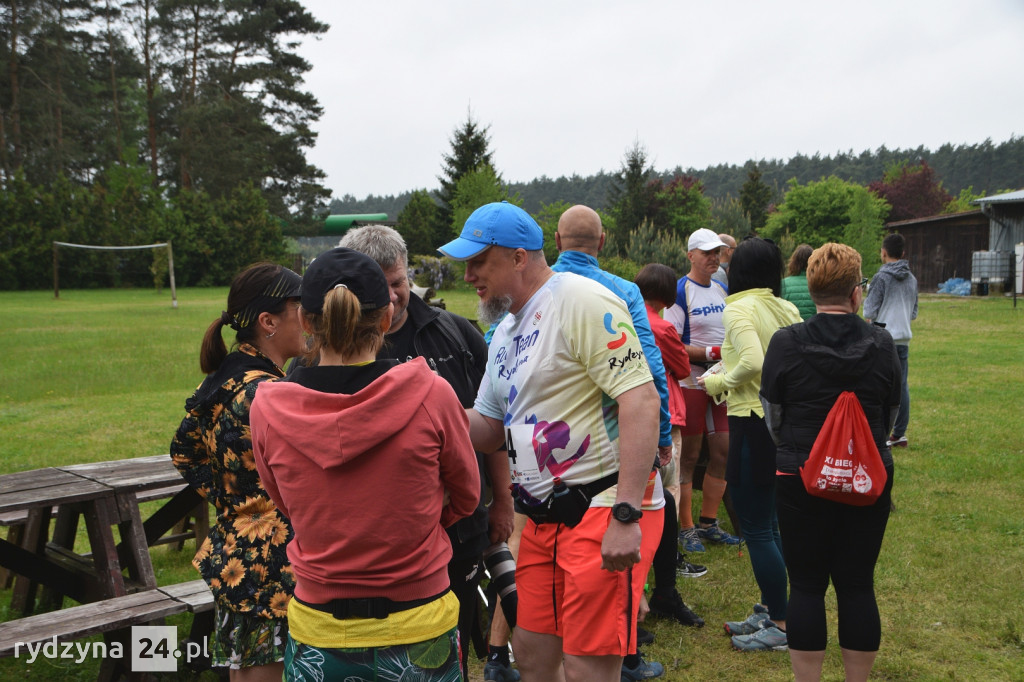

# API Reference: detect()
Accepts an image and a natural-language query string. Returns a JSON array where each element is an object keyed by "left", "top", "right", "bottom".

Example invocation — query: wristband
[{"left": 705, "top": 346, "right": 721, "bottom": 361}]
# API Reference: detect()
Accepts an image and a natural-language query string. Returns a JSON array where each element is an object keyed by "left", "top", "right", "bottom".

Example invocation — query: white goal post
[{"left": 52, "top": 241, "right": 178, "bottom": 307}]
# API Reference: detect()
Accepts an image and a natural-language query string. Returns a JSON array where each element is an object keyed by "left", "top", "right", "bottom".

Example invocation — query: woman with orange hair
[{"left": 761, "top": 243, "right": 900, "bottom": 681}]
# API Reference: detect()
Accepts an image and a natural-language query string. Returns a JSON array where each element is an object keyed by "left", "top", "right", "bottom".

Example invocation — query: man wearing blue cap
[{"left": 440, "top": 202, "right": 664, "bottom": 682}]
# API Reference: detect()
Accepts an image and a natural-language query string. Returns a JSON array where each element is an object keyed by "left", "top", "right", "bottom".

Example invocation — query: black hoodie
[{"left": 760, "top": 314, "right": 902, "bottom": 474}]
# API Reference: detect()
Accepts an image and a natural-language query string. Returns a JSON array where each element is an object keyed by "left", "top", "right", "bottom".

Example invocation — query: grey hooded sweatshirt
[{"left": 863, "top": 259, "right": 918, "bottom": 344}]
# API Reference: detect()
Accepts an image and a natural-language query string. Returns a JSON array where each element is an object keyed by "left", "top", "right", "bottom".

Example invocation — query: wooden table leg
[
  {"left": 139, "top": 486, "right": 204, "bottom": 546},
  {"left": 10, "top": 506, "right": 52, "bottom": 614},
  {"left": 114, "top": 492, "right": 157, "bottom": 591},
  {"left": 82, "top": 497, "right": 127, "bottom": 600},
  {"left": 172, "top": 499, "right": 211, "bottom": 552},
  {"left": 0, "top": 524, "right": 23, "bottom": 589},
  {"left": 51, "top": 504, "right": 81, "bottom": 548},
  {"left": 37, "top": 504, "right": 83, "bottom": 611}
]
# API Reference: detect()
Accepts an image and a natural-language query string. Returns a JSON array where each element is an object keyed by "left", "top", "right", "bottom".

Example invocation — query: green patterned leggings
[{"left": 285, "top": 627, "right": 462, "bottom": 681}]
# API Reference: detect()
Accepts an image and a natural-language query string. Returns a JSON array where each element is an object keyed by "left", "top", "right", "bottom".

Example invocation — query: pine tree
[
  {"left": 449, "top": 163, "right": 519, "bottom": 238},
  {"left": 606, "top": 141, "right": 657, "bottom": 256},
  {"left": 437, "top": 112, "right": 494, "bottom": 233},
  {"left": 739, "top": 163, "right": 774, "bottom": 230},
  {"left": 154, "top": 0, "right": 329, "bottom": 218}
]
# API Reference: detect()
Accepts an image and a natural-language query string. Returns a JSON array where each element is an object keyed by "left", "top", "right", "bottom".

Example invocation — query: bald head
[
  {"left": 556, "top": 205, "right": 604, "bottom": 256},
  {"left": 719, "top": 233, "right": 736, "bottom": 266}
]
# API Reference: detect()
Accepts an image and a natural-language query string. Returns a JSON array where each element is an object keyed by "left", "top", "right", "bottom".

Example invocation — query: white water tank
[{"left": 972, "top": 251, "right": 1014, "bottom": 295}]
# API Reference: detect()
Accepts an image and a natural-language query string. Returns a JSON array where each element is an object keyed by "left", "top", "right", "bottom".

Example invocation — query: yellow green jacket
[{"left": 702, "top": 288, "right": 802, "bottom": 417}]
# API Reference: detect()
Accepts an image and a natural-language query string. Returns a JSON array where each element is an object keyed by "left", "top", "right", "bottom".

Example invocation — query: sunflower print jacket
[{"left": 171, "top": 344, "right": 295, "bottom": 619}]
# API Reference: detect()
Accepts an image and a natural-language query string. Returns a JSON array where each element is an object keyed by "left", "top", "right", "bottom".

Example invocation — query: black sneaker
[
  {"left": 483, "top": 659, "right": 521, "bottom": 681},
  {"left": 621, "top": 652, "right": 665, "bottom": 680},
  {"left": 637, "top": 625, "right": 655, "bottom": 645},
  {"left": 648, "top": 589, "right": 705, "bottom": 627},
  {"left": 676, "top": 552, "right": 708, "bottom": 578}
]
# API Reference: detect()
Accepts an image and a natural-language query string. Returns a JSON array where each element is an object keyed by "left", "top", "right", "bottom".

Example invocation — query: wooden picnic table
[{"left": 0, "top": 455, "right": 204, "bottom": 615}]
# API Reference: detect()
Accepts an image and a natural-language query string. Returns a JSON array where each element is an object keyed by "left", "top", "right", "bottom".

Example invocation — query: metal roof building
[
  {"left": 885, "top": 210, "right": 990, "bottom": 291},
  {"left": 973, "top": 189, "right": 1024, "bottom": 254}
]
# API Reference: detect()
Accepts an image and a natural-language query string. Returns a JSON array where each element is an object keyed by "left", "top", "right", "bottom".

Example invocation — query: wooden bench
[
  {"left": 157, "top": 580, "right": 215, "bottom": 614},
  {"left": 0, "top": 580, "right": 214, "bottom": 678}
]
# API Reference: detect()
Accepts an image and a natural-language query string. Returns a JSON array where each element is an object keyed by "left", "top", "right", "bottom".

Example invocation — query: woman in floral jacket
[{"left": 171, "top": 262, "right": 306, "bottom": 681}]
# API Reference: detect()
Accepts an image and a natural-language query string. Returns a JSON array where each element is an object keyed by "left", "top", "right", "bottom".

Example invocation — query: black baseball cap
[{"left": 301, "top": 247, "right": 391, "bottom": 314}]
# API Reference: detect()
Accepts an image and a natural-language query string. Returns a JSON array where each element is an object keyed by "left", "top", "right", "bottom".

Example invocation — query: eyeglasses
[{"left": 852, "top": 277, "right": 868, "bottom": 294}]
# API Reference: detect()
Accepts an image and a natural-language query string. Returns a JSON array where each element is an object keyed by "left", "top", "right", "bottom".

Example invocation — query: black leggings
[
  {"left": 775, "top": 469, "right": 893, "bottom": 652},
  {"left": 447, "top": 555, "right": 483, "bottom": 678},
  {"left": 652, "top": 490, "right": 679, "bottom": 593}
]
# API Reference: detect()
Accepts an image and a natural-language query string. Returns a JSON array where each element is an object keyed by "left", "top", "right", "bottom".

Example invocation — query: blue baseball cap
[{"left": 438, "top": 201, "right": 544, "bottom": 261}]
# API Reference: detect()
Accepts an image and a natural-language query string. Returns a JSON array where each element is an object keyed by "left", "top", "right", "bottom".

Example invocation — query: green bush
[
  {"left": 411, "top": 255, "right": 458, "bottom": 291},
  {"left": 625, "top": 219, "right": 690, "bottom": 275},
  {"left": 597, "top": 255, "right": 642, "bottom": 282}
]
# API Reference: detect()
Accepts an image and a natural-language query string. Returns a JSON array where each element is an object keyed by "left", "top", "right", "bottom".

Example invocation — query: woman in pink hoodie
[{"left": 250, "top": 248, "right": 479, "bottom": 682}]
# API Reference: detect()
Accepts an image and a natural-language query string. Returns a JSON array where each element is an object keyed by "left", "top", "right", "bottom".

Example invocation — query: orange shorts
[
  {"left": 516, "top": 506, "right": 663, "bottom": 656},
  {"left": 680, "top": 385, "right": 729, "bottom": 436}
]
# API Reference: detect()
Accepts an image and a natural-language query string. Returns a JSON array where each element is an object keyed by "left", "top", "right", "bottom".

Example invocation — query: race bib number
[{"left": 506, "top": 425, "right": 541, "bottom": 484}]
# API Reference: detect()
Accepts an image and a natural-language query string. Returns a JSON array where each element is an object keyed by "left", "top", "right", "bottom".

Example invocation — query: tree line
[
  {"left": 0, "top": 169, "right": 288, "bottom": 290},
  {"left": 332, "top": 136, "right": 1024, "bottom": 217},
  {"left": 378, "top": 123, "right": 1016, "bottom": 286}
]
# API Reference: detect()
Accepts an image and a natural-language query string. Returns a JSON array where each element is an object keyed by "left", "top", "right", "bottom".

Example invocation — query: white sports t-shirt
[
  {"left": 475, "top": 272, "right": 663, "bottom": 510},
  {"left": 664, "top": 276, "right": 727, "bottom": 347}
]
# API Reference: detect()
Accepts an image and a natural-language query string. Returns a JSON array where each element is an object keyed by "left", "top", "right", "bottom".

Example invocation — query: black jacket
[
  {"left": 381, "top": 293, "right": 488, "bottom": 409},
  {"left": 386, "top": 294, "right": 491, "bottom": 559},
  {"left": 760, "top": 314, "right": 901, "bottom": 474}
]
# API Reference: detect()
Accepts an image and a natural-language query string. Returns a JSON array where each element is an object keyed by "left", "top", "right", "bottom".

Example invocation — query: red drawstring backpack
[{"left": 800, "top": 391, "right": 888, "bottom": 506}]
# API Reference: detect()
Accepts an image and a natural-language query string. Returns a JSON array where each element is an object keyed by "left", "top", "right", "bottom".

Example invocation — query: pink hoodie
[{"left": 250, "top": 358, "right": 480, "bottom": 604}]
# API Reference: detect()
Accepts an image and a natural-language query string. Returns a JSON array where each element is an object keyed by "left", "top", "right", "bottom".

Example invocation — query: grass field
[{"left": 0, "top": 287, "right": 1022, "bottom": 680}]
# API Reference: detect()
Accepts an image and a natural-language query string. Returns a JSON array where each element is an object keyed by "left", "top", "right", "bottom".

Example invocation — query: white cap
[{"left": 687, "top": 228, "right": 728, "bottom": 252}]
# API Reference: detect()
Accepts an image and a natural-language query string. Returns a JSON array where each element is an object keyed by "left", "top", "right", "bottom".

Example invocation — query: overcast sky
[{"left": 296, "top": 0, "right": 1024, "bottom": 201}]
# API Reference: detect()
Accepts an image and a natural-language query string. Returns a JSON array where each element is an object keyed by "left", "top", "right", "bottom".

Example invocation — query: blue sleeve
[{"left": 625, "top": 287, "right": 672, "bottom": 447}]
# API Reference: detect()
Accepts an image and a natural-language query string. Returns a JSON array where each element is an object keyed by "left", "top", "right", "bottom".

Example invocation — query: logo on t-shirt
[
  {"left": 691, "top": 302, "right": 725, "bottom": 317},
  {"left": 603, "top": 312, "right": 637, "bottom": 350}
]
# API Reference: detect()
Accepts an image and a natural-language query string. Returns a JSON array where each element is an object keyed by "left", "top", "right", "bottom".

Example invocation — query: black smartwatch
[{"left": 611, "top": 502, "right": 643, "bottom": 523}]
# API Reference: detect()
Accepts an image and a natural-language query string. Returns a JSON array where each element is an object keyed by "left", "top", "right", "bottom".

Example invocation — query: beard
[{"left": 478, "top": 294, "right": 514, "bottom": 327}]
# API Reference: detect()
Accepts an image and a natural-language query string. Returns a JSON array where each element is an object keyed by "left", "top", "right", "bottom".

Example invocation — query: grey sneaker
[
  {"left": 724, "top": 604, "right": 770, "bottom": 635},
  {"left": 731, "top": 624, "right": 788, "bottom": 651}
]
